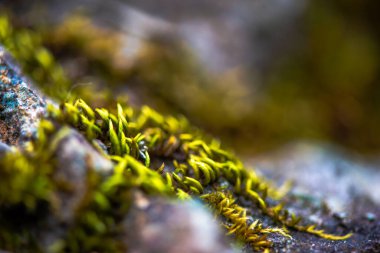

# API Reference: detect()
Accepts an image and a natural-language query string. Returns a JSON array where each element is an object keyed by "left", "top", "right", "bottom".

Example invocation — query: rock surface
[
  {"left": 250, "top": 143, "right": 380, "bottom": 253},
  {"left": 52, "top": 128, "right": 113, "bottom": 222},
  {"left": 124, "top": 191, "right": 235, "bottom": 253},
  {"left": 0, "top": 141, "right": 11, "bottom": 157},
  {"left": 0, "top": 47, "right": 46, "bottom": 145}
]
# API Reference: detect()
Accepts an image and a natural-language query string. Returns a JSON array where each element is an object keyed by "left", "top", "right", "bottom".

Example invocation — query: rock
[
  {"left": 52, "top": 127, "right": 113, "bottom": 221},
  {"left": 0, "top": 46, "right": 46, "bottom": 146},
  {"left": 0, "top": 46, "right": 114, "bottom": 222},
  {"left": 251, "top": 142, "right": 380, "bottom": 213},
  {"left": 0, "top": 141, "right": 11, "bottom": 157},
  {"left": 249, "top": 142, "right": 380, "bottom": 253},
  {"left": 54, "top": 128, "right": 113, "bottom": 175},
  {"left": 124, "top": 191, "right": 235, "bottom": 253}
]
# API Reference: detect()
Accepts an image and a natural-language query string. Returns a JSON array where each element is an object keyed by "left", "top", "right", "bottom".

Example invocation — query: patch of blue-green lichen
[{"left": 0, "top": 50, "right": 46, "bottom": 145}]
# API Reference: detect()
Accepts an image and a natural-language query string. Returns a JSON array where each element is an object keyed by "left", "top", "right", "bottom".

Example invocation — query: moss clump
[
  {"left": 49, "top": 99, "right": 352, "bottom": 250},
  {"left": 0, "top": 14, "right": 352, "bottom": 253},
  {"left": 0, "top": 15, "right": 71, "bottom": 100}
]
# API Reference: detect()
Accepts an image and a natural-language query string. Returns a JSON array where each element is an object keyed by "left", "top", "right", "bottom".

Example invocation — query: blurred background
[{"left": 1, "top": 0, "right": 380, "bottom": 158}]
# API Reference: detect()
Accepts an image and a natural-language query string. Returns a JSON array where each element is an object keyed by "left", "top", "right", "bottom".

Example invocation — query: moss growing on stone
[{"left": 0, "top": 14, "right": 352, "bottom": 253}]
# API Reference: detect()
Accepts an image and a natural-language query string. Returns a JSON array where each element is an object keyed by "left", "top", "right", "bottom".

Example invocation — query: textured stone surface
[
  {"left": 124, "top": 192, "right": 235, "bottom": 253},
  {"left": 0, "top": 47, "right": 46, "bottom": 145}
]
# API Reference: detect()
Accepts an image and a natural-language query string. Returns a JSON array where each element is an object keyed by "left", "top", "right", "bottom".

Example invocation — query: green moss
[
  {"left": 0, "top": 14, "right": 352, "bottom": 253},
  {"left": 45, "top": 98, "right": 352, "bottom": 251},
  {"left": 0, "top": 15, "right": 71, "bottom": 100}
]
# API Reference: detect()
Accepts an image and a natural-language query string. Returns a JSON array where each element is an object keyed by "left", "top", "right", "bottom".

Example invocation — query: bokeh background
[{"left": 2, "top": 0, "right": 380, "bottom": 157}]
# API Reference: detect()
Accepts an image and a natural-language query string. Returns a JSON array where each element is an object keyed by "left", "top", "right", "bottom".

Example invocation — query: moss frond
[{"left": 201, "top": 192, "right": 290, "bottom": 251}]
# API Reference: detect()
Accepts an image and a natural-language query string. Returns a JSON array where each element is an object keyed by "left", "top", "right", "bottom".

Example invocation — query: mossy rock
[{"left": 0, "top": 14, "right": 378, "bottom": 253}]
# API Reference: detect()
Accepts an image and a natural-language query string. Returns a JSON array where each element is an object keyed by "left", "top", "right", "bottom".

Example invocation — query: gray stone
[
  {"left": 251, "top": 142, "right": 380, "bottom": 213},
  {"left": 0, "top": 47, "right": 46, "bottom": 146},
  {"left": 52, "top": 127, "right": 113, "bottom": 221},
  {"left": 124, "top": 191, "right": 235, "bottom": 253},
  {"left": 0, "top": 141, "right": 11, "bottom": 157},
  {"left": 248, "top": 142, "right": 380, "bottom": 253}
]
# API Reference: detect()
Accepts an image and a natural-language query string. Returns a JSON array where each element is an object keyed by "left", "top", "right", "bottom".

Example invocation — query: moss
[
  {"left": 0, "top": 14, "right": 352, "bottom": 253},
  {"left": 44, "top": 98, "right": 352, "bottom": 251},
  {"left": 0, "top": 15, "right": 71, "bottom": 100}
]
